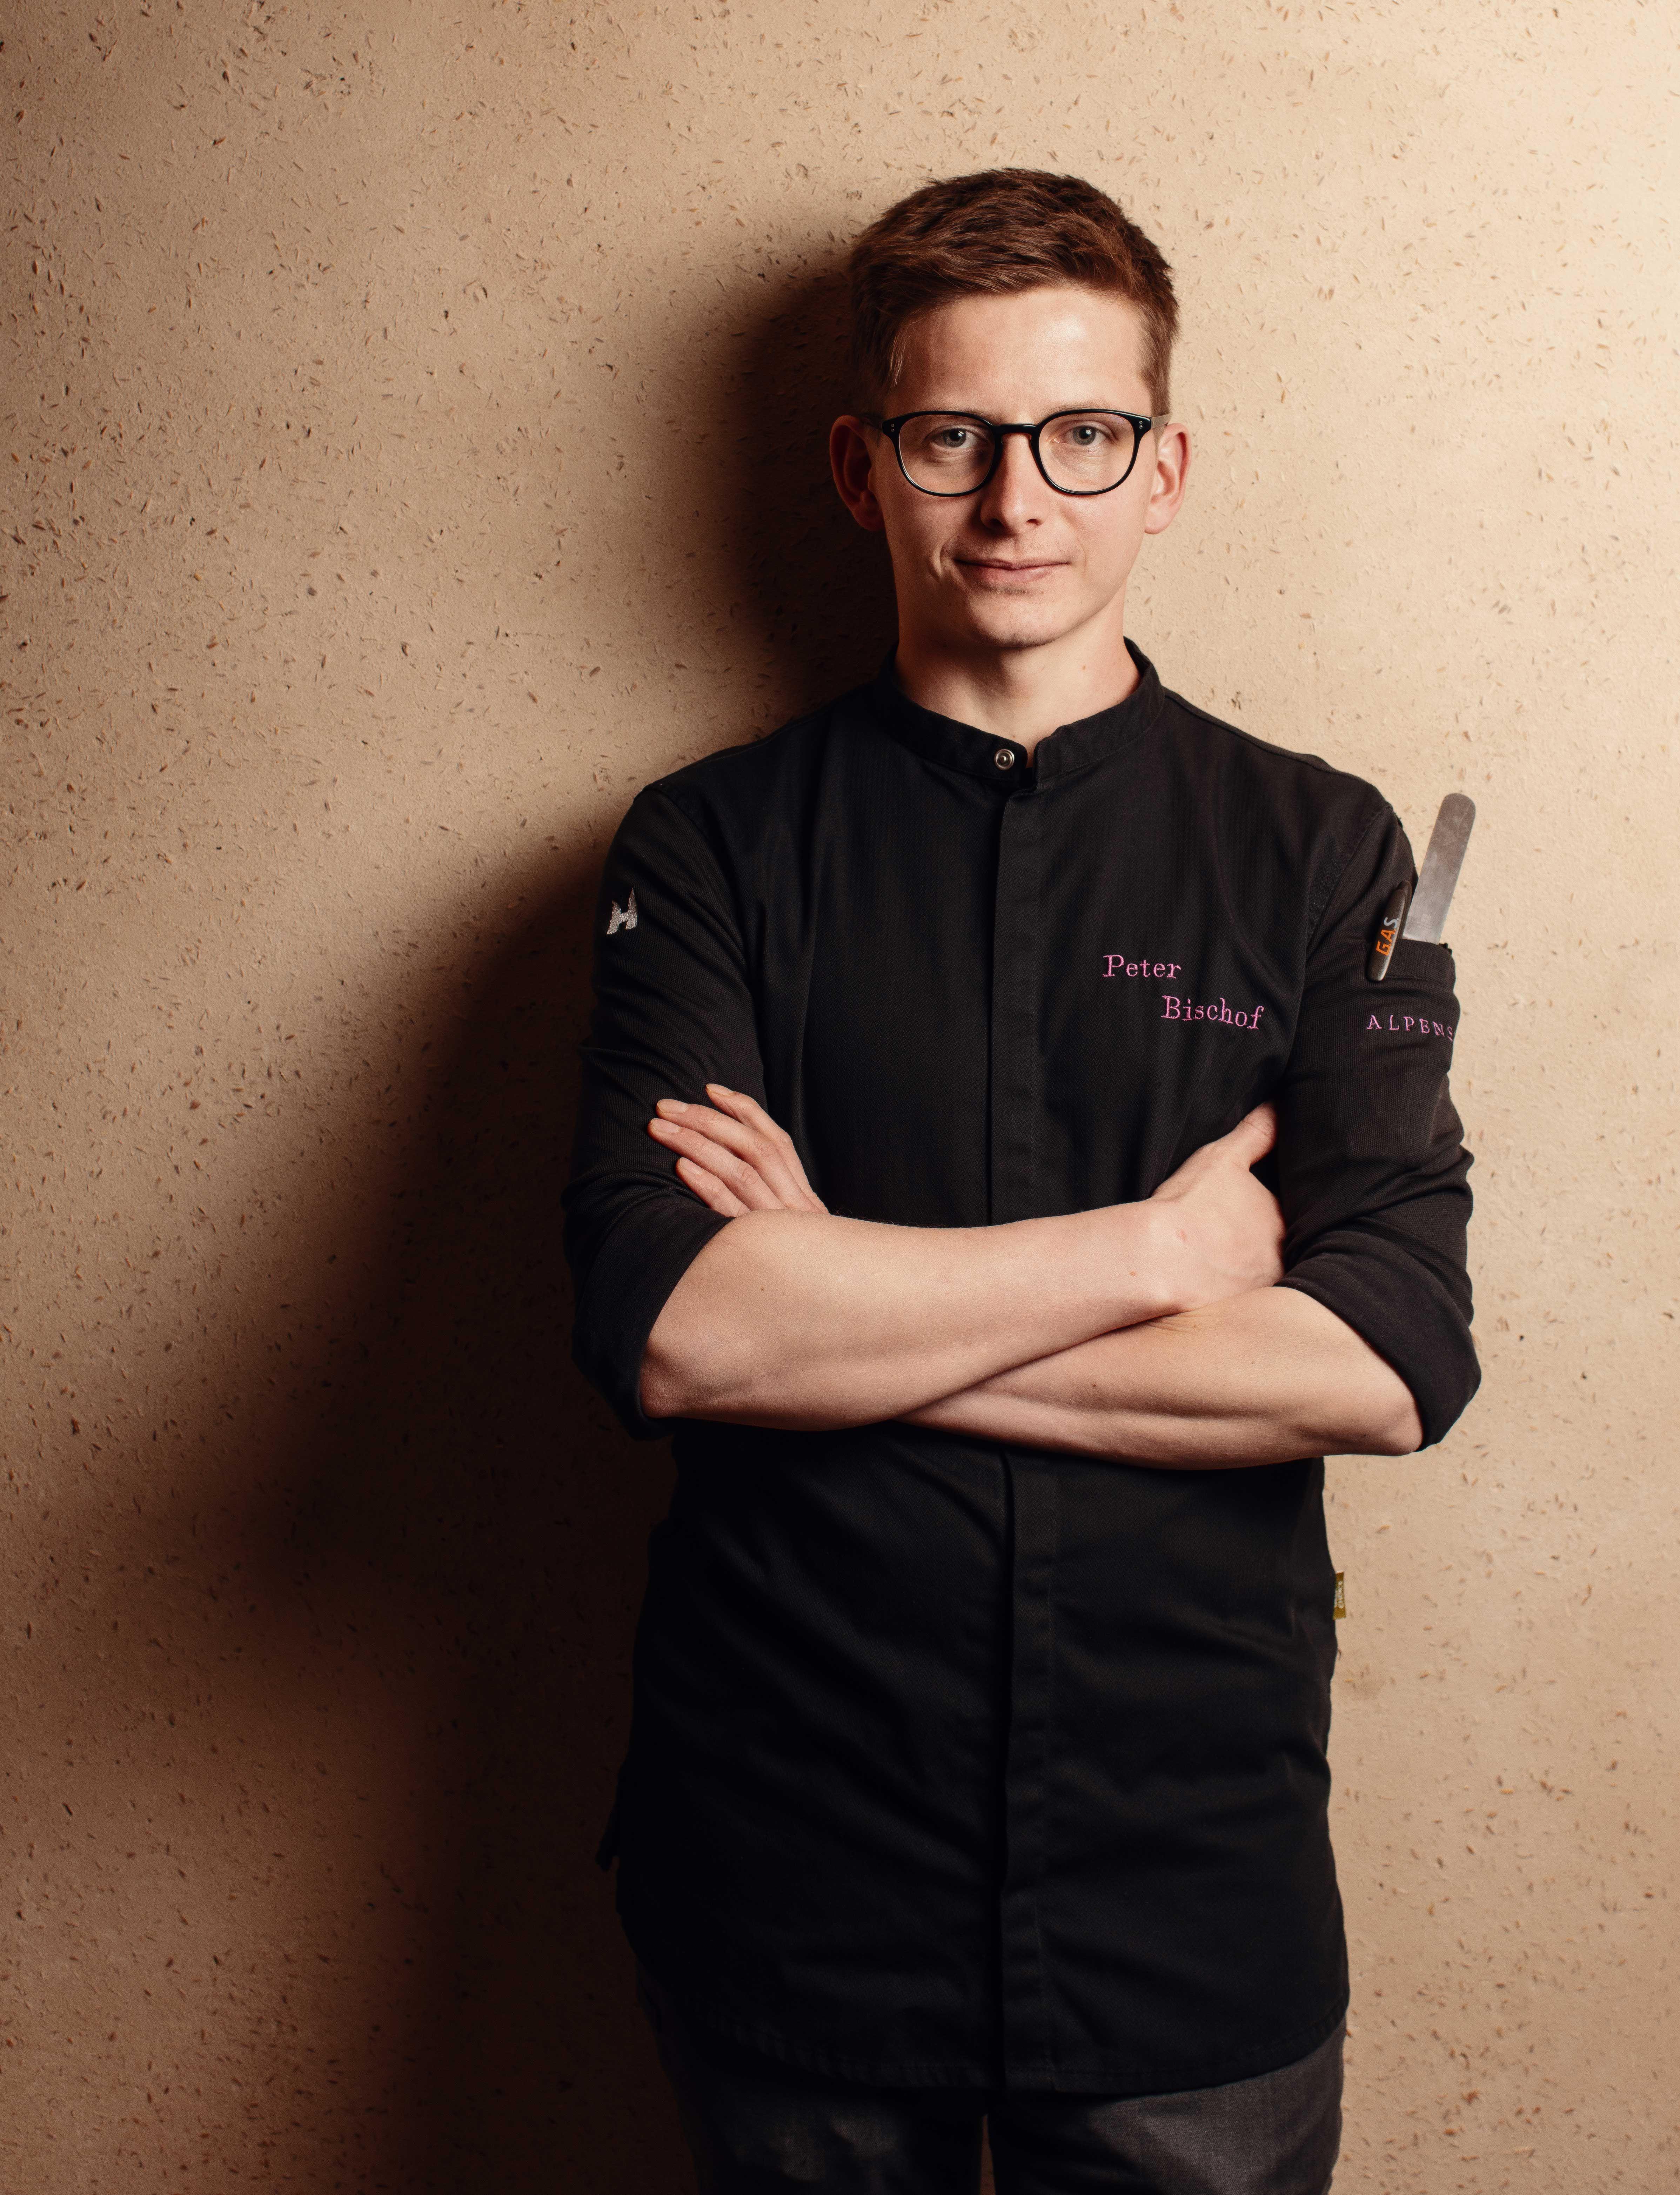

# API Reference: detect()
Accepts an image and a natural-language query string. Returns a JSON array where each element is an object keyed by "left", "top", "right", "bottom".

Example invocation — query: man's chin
[{"left": 946, "top": 605, "right": 1086, "bottom": 655}]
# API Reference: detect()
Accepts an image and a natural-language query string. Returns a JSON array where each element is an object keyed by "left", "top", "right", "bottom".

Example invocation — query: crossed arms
[{"left": 638, "top": 1085, "right": 1423, "bottom": 1467}]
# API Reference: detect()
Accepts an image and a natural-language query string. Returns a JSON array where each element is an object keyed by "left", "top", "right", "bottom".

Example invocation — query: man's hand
[
  {"left": 1146, "top": 1104, "right": 1285, "bottom": 1306},
  {"left": 646, "top": 1084, "right": 830, "bottom": 1216}
]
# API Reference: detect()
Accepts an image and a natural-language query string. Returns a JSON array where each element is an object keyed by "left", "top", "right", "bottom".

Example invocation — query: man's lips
[{"left": 957, "top": 557, "right": 1065, "bottom": 575}]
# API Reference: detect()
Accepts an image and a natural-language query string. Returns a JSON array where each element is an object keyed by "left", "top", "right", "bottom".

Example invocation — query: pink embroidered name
[
  {"left": 1104, "top": 953, "right": 1183, "bottom": 979},
  {"left": 1161, "top": 995, "right": 1266, "bottom": 1032}
]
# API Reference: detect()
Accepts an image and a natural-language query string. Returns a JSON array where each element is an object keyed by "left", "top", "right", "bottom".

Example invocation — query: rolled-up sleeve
[
  {"left": 562, "top": 785, "right": 763, "bottom": 1440},
  {"left": 1274, "top": 799, "right": 1480, "bottom": 1448}
]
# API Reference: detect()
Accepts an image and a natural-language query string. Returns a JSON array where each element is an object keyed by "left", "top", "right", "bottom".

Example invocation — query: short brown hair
[{"left": 846, "top": 168, "right": 1179, "bottom": 418}]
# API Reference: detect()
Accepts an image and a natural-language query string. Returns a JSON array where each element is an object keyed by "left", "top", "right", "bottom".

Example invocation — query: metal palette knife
[{"left": 1366, "top": 793, "right": 1476, "bottom": 980}]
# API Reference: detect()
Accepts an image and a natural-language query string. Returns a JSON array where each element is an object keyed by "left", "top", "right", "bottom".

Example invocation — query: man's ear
[
  {"left": 1143, "top": 420, "right": 1191, "bottom": 538},
  {"left": 830, "top": 416, "right": 886, "bottom": 533}
]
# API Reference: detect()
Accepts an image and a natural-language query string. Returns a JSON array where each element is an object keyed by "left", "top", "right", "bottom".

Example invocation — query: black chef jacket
[{"left": 563, "top": 639, "right": 1478, "bottom": 2096}]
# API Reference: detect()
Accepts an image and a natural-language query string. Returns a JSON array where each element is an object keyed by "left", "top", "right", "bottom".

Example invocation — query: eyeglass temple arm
[{"left": 867, "top": 409, "right": 1163, "bottom": 434}]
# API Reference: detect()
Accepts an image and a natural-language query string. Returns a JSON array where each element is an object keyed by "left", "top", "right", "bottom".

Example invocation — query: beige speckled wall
[{"left": 4, "top": 2, "right": 1675, "bottom": 2187}]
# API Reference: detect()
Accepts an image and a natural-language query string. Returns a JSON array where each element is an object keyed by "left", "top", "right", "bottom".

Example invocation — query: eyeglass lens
[{"left": 894, "top": 413, "right": 1140, "bottom": 495}]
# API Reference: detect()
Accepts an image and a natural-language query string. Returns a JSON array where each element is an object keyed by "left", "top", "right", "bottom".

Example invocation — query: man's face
[{"left": 831, "top": 284, "right": 1187, "bottom": 663}]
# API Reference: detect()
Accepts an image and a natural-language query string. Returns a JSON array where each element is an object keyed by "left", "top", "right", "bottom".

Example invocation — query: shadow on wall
[
  {"left": 714, "top": 260, "right": 898, "bottom": 713},
  {"left": 289, "top": 858, "right": 679, "bottom": 2192},
  {"left": 274, "top": 253, "right": 896, "bottom": 2189}
]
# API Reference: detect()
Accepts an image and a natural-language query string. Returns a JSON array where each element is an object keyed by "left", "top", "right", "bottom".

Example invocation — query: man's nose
[{"left": 975, "top": 431, "right": 1050, "bottom": 528}]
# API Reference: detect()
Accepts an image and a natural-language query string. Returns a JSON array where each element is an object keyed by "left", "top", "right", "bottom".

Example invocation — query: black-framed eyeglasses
[{"left": 868, "top": 408, "right": 1162, "bottom": 498}]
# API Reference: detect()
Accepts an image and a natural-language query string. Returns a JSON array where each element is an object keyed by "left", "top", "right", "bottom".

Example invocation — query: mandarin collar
[{"left": 864, "top": 639, "right": 1164, "bottom": 788}]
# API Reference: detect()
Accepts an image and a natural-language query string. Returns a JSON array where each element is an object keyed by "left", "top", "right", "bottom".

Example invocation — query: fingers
[
  {"left": 1149, "top": 1100, "right": 1279, "bottom": 1204},
  {"left": 648, "top": 1113, "right": 786, "bottom": 1211},
  {"left": 647, "top": 1087, "right": 827, "bottom": 1214},
  {"left": 704, "top": 1083, "right": 788, "bottom": 1142},
  {"left": 1224, "top": 1100, "right": 1277, "bottom": 1162},
  {"left": 704, "top": 1085, "right": 825, "bottom": 1204},
  {"left": 673, "top": 1153, "right": 750, "bottom": 1219}
]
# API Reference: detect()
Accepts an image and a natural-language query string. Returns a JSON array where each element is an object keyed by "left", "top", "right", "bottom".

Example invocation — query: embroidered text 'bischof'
[{"left": 1161, "top": 995, "right": 1267, "bottom": 1032}]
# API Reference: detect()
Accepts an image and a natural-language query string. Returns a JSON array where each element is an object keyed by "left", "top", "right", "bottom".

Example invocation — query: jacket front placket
[{"left": 988, "top": 767, "right": 1060, "bottom": 2086}]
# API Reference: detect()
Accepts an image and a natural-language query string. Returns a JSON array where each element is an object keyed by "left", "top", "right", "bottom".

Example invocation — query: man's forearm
[
  {"left": 637, "top": 1089, "right": 1286, "bottom": 1429},
  {"left": 901, "top": 1286, "right": 1423, "bottom": 1465},
  {"left": 640, "top": 1201, "right": 1189, "bottom": 1428}
]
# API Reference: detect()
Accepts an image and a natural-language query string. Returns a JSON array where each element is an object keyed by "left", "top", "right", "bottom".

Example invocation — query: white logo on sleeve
[{"left": 607, "top": 888, "right": 638, "bottom": 935}]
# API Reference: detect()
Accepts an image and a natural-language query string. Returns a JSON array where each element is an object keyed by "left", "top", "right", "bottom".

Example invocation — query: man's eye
[
  {"left": 932, "top": 428, "right": 974, "bottom": 449},
  {"left": 1052, "top": 419, "right": 1117, "bottom": 449}
]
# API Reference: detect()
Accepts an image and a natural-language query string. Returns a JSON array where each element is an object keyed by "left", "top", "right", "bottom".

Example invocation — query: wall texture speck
[{"left": 3, "top": 2, "right": 1676, "bottom": 2189}]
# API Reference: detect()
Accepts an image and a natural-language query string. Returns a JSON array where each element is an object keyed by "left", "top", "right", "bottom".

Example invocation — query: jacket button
[{"left": 993, "top": 747, "right": 1014, "bottom": 770}]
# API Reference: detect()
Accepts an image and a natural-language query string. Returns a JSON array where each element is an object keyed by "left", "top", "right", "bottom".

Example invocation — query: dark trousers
[{"left": 637, "top": 1966, "right": 1343, "bottom": 2195}]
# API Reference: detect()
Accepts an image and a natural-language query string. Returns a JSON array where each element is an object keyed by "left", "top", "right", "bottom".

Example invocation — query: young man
[{"left": 563, "top": 170, "right": 1477, "bottom": 2193}]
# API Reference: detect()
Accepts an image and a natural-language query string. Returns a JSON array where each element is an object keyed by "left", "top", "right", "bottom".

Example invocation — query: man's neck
[{"left": 890, "top": 626, "right": 1140, "bottom": 757}]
